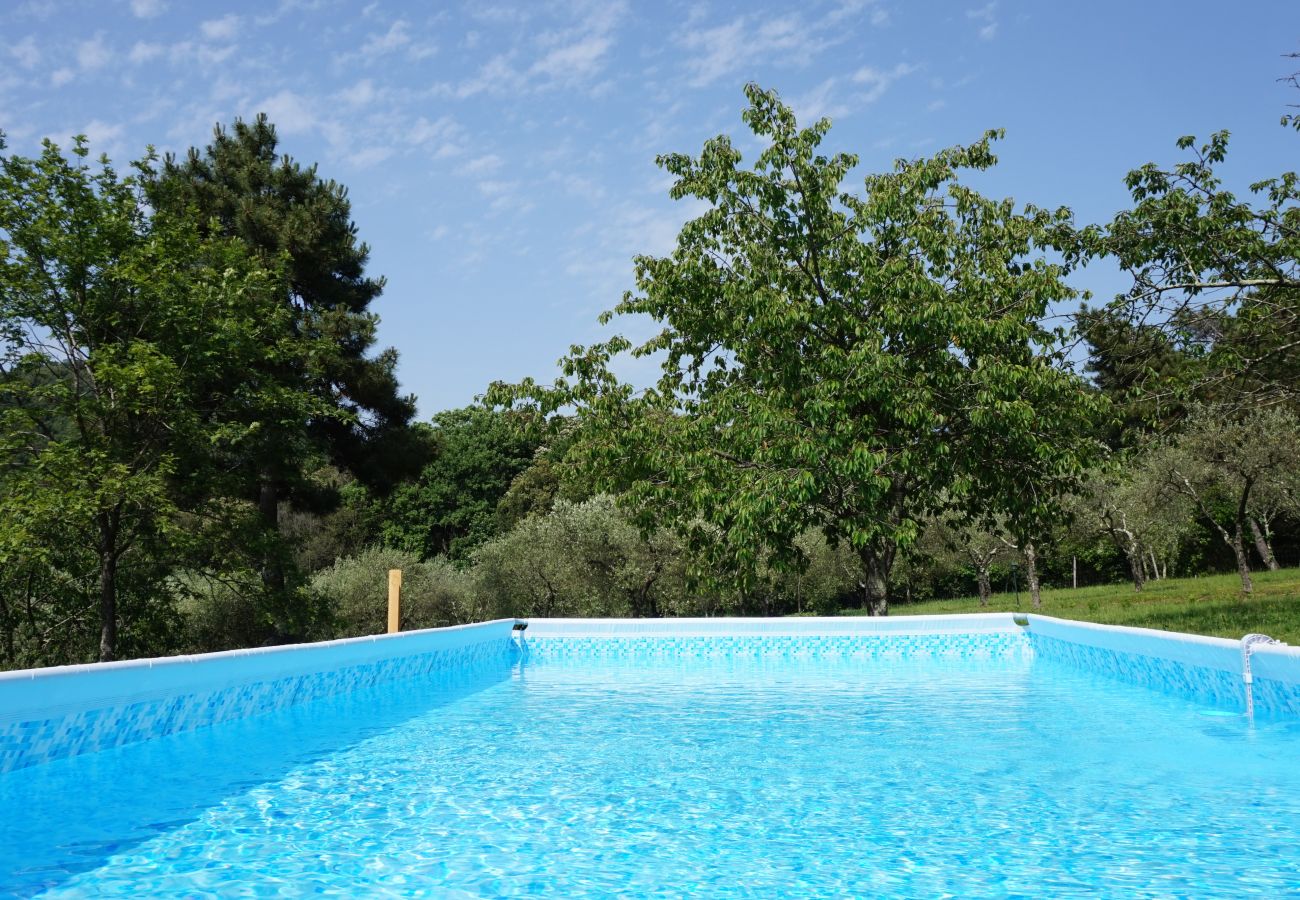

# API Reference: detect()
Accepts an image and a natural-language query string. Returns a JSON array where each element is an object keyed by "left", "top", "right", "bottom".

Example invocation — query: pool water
[{"left": 2, "top": 649, "right": 1299, "bottom": 897}]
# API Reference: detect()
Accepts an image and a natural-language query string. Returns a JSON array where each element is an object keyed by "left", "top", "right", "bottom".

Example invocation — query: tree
[
  {"left": 0, "top": 136, "right": 314, "bottom": 662},
  {"left": 471, "top": 495, "right": 692, "bottom": 619},
  {"left": 1148, "top": 404, "right": 1300, "bottom": 593},
  {"left": 1076, "top": 306, "right": 1195, "bottom": 446},
  {"left": 380, "top": 406, "right": 542, "bottom": 560},
  {"left": 498, "top": 86, "right": 1102, "bottom": 615},
  {"left": 148, "top": 116, "right": 426, "bottom": 598},
  {"left": 926, "top": 518, "right": 1007, "bottom": 606},
  {"left": 1085, "top": 132, "right": 1300, "bottom": 410}
]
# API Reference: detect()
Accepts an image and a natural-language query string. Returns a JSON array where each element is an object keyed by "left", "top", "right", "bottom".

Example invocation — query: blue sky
[{"left": 2, "top": 0, "right": 1297, "bottom": 416}]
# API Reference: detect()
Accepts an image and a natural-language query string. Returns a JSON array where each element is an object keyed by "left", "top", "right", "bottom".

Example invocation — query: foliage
[
  {"left": 149, "top": 115, "right": 428, "bottom": 605},
  {"left": 380, "top": 407, "right": 543, "bottom": 560},
  {"left": 1084, "top": 131, "right": 1300, "bottom": 409},
  {"left": 1146, "top": 404, "right": 1300, "bottom": 593},
  {"left": 471, "top": 494, "right": 692, "bottom": 618},
  {"left": 0, "top": 136, "right": 319, "bottom": 662},
  {"left": 310, "top": 546, "right": 473, "bottom": 638},
  {"left": 497, "top": 86, "right": 1102, "bottom": 615}
]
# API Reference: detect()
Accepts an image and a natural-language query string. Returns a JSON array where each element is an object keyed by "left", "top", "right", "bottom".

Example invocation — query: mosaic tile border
[
  {"left": 1025, "top": 615, "right": 1300, "bottom": 718},
  {"left": 1029, "top": 632, "right": 1246, "bottom": 709},
  {"left": 523, "top": 631, "right": 1032, "bottom": 660},
  {"left": 0, "top": 623, "right": 517, "bottom": 773}
]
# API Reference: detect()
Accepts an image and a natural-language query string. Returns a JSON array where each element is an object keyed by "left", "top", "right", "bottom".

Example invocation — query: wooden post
[{"left": 387, "top": 568, "right": 402, "bottom": 634}]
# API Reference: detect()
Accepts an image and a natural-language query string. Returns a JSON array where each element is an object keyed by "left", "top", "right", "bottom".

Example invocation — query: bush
[{"left": 311, "top": 547, "right": 474, "bottom": 637}]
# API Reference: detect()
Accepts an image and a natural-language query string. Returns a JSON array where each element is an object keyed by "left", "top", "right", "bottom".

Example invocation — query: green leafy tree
[
  {"left": 498, "top": 86, "right": 1101, "bottom": 615},
  {"left": 0, "top": 136, "right": 317, "bottom": 662},
  {"left": 1086, "top": 131, "right": 1300, "bottom": 409},
  {"left": 149, "top": 116, "right": 427, "bottom": 597},
  {"left": 380, "top": 407, "right": 543, "bottom": 560}
]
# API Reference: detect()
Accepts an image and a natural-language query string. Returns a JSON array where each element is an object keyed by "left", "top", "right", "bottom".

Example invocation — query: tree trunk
[
  {"left": 1072, "top": 555, "right": 1077, "bottom": 590},
  {"left": 258, "top": 474, "right": 285, "bottom": 595},
  {"left": 1249, "top": 517, "right": 1280, "bottom": 571},
  {"left": 1024, "top": 541, "right": 1041, "bottom": 610},
  {"left": 1126, "top": 549, "right": 1145, "bottom": 592},
  {"left": 859, "top": 545, "right": 890, "bottom": 616},
  {"left": 976, "top": 567, "right": 991, "bottom": 607},
  {"left": 97, "top": 512, "right": 119, "bottom": 663},
  {"left": 1232, "top": 524, "right": 1254, "bottom": 594}
]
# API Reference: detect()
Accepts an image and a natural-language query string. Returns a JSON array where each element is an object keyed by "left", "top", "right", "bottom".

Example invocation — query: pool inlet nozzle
[{"left": 1241, "top": 633, "right": 1284, "bottom": 719}]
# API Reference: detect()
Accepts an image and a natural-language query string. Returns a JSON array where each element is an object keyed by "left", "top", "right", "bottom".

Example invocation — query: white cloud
[
  {"left": 407, "top": 115, "right": 465, "bottom": 158},
  {"left": 347, "top": 146, "right": 393, "bottom": 168},
  {"left": 967, "top": 2, "right": 998, "bottom": 40},
  {"left": 338, "top": 78, "right": 378, "bottom": 107},
  {"left": 363, "top": 19, "right": 411, "bottom": 56},
  {"left": 438, "top": 1, "right": 625, "bottom": 97},
  {"left": 457, "top": 154, "right": 504, "bottom": 176},
  {"left": 50, "top": 67, "right": 74, "bottom": 87},
  {"left": 256, "top": 89, "right": 317, "bottom": 134},
  {"left": 76, "top": 35, "right": 112, "bottom": 70},
  {"left": 130, "top": 0, "right": 167, "bottom": 18},
  {"left": 9, "top": 36, "right": 40, "bottom": 69},
  {"left": 531, "top": 34, "right": 611, "bottom": 80},
  {"left": 81, "top": 119, "right": 124, "bottom": 147},
  {"left": 790, "top": 78, "right": 848, "bottom": 122},
  {"left": 201, "top": 15, "right": 242, "bottom": 42},
  {"left": 677, "top": 14, "right": 829, "bottom": 88},
  {"left": 852, "top": 62, "right": 916, "bottom": 103},
  {"left": 128, "top": 41, "right": 164, "bottom": 64}
]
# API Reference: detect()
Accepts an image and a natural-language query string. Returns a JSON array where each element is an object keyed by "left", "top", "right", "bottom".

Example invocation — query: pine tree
[{"left": 150, "top": 116, "right": 427, "bottom": 608}]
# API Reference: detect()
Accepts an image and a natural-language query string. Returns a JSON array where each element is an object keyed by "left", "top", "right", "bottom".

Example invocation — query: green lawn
[{"left": 866, "top": 568, "right": 1300, "bottom": 644}]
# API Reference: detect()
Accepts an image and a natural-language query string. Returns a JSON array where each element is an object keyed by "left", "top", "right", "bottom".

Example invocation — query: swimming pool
[{"left": 1, "top": 614, "right": 1298, "bottom": 896}]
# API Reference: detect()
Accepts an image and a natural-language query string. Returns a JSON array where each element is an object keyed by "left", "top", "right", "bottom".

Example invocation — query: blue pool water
[{"left": 2, "top": 648, "right": 1299, "bottom": 897}]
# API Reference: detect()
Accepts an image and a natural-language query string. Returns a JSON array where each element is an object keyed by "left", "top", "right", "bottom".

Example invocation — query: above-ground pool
[{"left": 1, "top": 614, "right": 1299, "bottom": 897}]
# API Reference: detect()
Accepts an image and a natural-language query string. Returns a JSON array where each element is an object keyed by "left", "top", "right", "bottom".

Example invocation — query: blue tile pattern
[
  {"left": 0, "top": 637, "right": 516, "bottom": 773},
  {"left": 1250, "top": 676, "right": 1300, "bottom": 717},
  {"left": 523, "top": 631, "right": 1032, "bottom": 661},
  {"left": 1030, "top": 632, "right": 1249, "bottom": 710}
]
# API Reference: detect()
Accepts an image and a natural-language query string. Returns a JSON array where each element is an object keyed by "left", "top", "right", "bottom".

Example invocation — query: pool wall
[
  {"left": 0, "top": 620, "right": 517, "bottom": 773},
  {"left": 1026, "top": 614, "right": 1300, "bottom": 717},
  {"left": 5, "top": 613, "right": 1300, "bottom": 774},
  {"left": 521, "top": 613, "right": 1030, "bottom": 659}
]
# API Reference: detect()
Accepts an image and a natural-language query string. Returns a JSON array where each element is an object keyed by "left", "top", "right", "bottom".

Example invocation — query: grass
[{"left": 860, "top": 567, "right": 1300, "bottom": 645}]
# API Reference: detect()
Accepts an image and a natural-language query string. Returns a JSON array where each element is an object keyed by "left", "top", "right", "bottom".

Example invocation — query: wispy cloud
[
  {"left": 434, "top": 0, "right": 626, "bottom": 97},
  {"left": 675, "top": 13, "right": 839, "bottom": 88},
  {"left": 457, "top": 154, "right": 504, "bottom": 176},
  {"left": 128, "top": 40, "right": 164, "bottom": 64},
  {"left": 256, "top": 89, "right": 318, "bottom": 134},
  {"left": 853, "top": 62, "right": 916, "bottom": 103},
  {"left": 129, "top": 0, "right": 166, "bottom": 18},
  {"left": 76, "top": 34, "right": 112, "bottom": 70},
  {"left": 200, "top": 15, "right": 242, "bottom": 42},
  {"left": 967, "top": 2, "right": 998, "bottom": 40},
  {"left": 8, "top": 36, "right": 40, "bottom": 70}
]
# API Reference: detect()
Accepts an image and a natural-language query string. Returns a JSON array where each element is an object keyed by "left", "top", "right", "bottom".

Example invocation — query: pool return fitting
[{"left": 1241, "top": 633, "right": 1284, "bottom": 719}]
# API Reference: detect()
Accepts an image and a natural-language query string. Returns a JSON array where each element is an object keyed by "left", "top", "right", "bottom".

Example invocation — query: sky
[{"left": 1, "top": 0, "right": 1298, "bottom": 417}]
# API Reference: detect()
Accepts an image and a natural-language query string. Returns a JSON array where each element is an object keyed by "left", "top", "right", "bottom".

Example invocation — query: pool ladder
[{"left": 1241, "top": 633, "right": 1284, "bottom": 719}]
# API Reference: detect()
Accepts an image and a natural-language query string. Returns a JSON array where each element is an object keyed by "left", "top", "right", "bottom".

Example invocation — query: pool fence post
[{"left": 388, "top": 569, "right": 402, "bottom": 634}]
